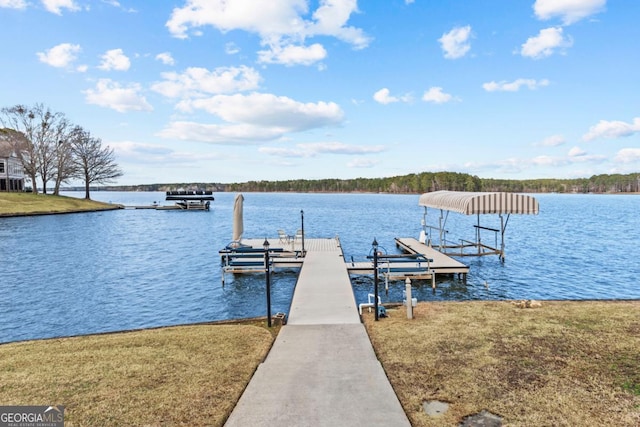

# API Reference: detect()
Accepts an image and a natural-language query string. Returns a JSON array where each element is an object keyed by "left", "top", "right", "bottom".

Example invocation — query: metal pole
[
  {"left": 405, "top": 278, "right": 413, "bottom": 320},
  {"left": 300, "top": 209, "right": 305, "bottom": 255},
  {"left": 373, "top": 238, "right": 379, "bottom": 321},
  {"left": 264, "top": 239, "right": 272, "bottom": 327}
]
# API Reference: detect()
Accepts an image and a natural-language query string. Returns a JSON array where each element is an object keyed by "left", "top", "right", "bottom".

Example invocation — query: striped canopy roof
[{"left": 418, "top": 191, "right": 539, "bottom": 215}]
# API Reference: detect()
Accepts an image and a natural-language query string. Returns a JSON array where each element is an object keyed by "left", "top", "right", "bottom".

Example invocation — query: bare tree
[
  {"left": 69, "top": 127, "right": 123, "bottom": 199},
  {"left": 52, "top": 118, "right": 76, "bottom": 195},
  {"left": 0, "top": 104, "right": 69, "bottom": 194}
]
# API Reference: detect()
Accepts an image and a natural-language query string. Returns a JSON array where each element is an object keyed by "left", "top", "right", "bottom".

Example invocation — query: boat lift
[
  {"left": 418, "top": 191, "right": 539, "bottom": 261},
  {"left": 164, "top": 190, "right": 214, "bottom": 210}
]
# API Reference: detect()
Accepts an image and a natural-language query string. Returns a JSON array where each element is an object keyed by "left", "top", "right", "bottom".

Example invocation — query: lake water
[{"left": 1, "top": 191, "right": 638, "bottom": 343}]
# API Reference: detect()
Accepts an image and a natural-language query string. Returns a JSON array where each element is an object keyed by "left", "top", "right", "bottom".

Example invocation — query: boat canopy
[{"left": 418, "top": 190, "right": 539, "bottom": 215}]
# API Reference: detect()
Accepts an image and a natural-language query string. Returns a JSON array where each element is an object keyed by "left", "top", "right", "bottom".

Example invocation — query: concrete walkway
[{"left": 224, "top": 240, "right": 410, "bottom": 426}]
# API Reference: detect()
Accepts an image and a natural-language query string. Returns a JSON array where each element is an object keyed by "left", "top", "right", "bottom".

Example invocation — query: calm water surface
[{"left": 1, "top": 192, "right": 638, "bottom": 343}]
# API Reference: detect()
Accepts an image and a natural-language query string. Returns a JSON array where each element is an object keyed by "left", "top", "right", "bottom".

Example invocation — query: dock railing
[{"left": 366, "top": 253, "right": 435, "bottom": 294}]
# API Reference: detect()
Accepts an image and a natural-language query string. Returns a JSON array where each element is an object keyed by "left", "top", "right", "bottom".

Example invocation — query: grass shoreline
[
  {"left": 0, "top": 192, "right": 120, "bottom": 217},
  {"left": 365, "top": 300, "right": 640, "bottom": 426},
  {"left": 2, "top": 300, "right": 638, "bottom": 426}
]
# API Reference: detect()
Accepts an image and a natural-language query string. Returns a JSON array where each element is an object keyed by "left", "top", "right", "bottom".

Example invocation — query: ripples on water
[{"left": 0, "top": 192, "right": 638, "bottom": 343}]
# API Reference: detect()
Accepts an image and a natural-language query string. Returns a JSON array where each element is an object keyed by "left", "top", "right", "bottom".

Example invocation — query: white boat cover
[{"left": 418, "top": 190, "right": 539, "bottom": 215}]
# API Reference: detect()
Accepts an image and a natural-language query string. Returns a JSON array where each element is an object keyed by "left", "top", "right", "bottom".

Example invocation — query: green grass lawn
[
  {"left": 364, "top": 300, "right": 640, "bottom": 426},
  {"left": 0, "top": 192, "right": 120, "bottom": 216},
  {"left": 0, "top": 323, "right": 276, "bottom": 427}
]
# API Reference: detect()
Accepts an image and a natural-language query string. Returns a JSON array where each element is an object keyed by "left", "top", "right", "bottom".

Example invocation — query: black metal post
[
  {"left": 373, "top": 238, "right": 379, "bottom": 321},
  {"left": 300, "top": 209, "right": 305, "bottom": 255},
  {"left": 263, "top": 238, "right": 272, "bottom": 327}
]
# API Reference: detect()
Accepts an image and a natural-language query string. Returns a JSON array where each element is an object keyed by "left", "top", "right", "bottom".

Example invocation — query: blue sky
[{"left": 1, "top": 0, "right": 638, "bottom": 185}]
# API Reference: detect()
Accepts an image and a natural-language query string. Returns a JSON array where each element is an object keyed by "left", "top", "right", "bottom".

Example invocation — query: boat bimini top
[{"left": 418, "top": 190, "right": 539, "bottom": 261}]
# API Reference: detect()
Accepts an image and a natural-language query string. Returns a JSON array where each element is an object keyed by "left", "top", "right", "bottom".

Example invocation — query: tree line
[
  {"left": 105, "top": 171, "right": 640, "bottom": 194},
  {"left": 0, "top": 103, "right": 122, "bottom": 199}
]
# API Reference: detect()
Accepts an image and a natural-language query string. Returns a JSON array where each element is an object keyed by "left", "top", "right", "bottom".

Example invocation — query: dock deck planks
[{"left": 395, "top": 237, "right": 469, "bottom": 275}]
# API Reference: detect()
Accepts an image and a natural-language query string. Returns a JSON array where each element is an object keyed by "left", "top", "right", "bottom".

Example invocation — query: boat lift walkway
[{"left": 224, "top": 237, "right": 410, "bottom": 427}]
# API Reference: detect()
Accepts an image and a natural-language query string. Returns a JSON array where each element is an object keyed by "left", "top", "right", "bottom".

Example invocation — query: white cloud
[
  {"left": 166, "top": 0, "right": 305, "bottom": 39},
  {"left": 110, "top": 140, "right": 220, "bottom": 164},
  {"left": 299, "top": 141, "right": 384, "bottom": 155},
  {"left": 177, "top": 92, "right": 344, "bottom": 132},
  {"left": 463, "top": 157, "right": 528, "bottom": 174},
  {"left": 98, "top": 48, "right": 131, "bottom": 71},
  {"left": 614, "top": 148, "right": 640, "bottom": 164},
  {"left": 160, "top": 92, "right": 344, "bottom": 144},
  {"left": 225, "top": 42, "right": 240, "bottom": 55},
  {"left": 422, "top": 87, "right": 453, "bottom": 104},
  {"left": 482, "top": 78, "right": 550, "bottom": 92},
  {"left": 533, "top": 0, "right": 606, "bottom": 25},
  {"left": 157, "top": 121, "right": 283, "bottom": 144},
  {"left": 438, "top": 25, "right": 472, "bottom": 59},
  {"left": 109, "top": 141, "right": 222, "bottom": 171},
  {"left": 567, "top": 146, "right": 606, "bottom": 163},
  {"left": 110, "top": 141, "right": 173, "bottom": 162},
  {"left": 373, "top": 88, "right": 411, "bottom": 104},
  {"left": 101, "top": 0, "right": 137, "bottom": 13},
  {"left": 0, "top": 0, "right": 27, "bottom": 9},
  {"left": 568, "top": 146, "right": 586, "bottom": 157},
  {"left": 41, "top": 0, "right": 80, "bottom": 15},
  {"left": 259, "top": 146, "right": 308, "bottom": 157},
  {"left": 166, "top": 0, "right": 370, "bottom": 66},
  {"left": 36, "top": 43, "right": 81, "bottom": 68},
  {"left": 260, "top": 141, "right": 384, "bottom": 158},
  {"left": 373, "top": 88, "right": 396, "bottom": 104},
  {"left": 258, "top": 43, "right": 327, "bottom": 66},
  {"left": 537, "top": 134, "right": 566, "bottom": 147},
  {"left": 307, "top": 0, "right": 370, "bottom": 49},
  {"left": 151, "top": 66, "right": 261, "bottom": 98},
  {"left": 531, "top": 155, "right": 567, "bottom": 167},
  {"left": 520, "top": 27, "right": 573, "bottom": 59},
  {"left": 155, "top": 52, "right": 175, "bottom": 66},
  {"left": 583, "top": 117, "right": 640, "bottom": 141},
  {"left": 83, "top": 79, "right": 153, "bottom": 113},
  {"left": 348, "top": 158, "right": 379, "bottom": 168}
]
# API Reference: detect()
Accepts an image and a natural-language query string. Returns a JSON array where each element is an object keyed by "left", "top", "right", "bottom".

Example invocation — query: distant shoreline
[{"left": 56, "top": 170, "right": 640, "bottom": 194}]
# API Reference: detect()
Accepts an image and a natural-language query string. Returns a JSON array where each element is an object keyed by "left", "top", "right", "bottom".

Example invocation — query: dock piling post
[
  {"left": 264, "top": 239, "right": 272, "bottom": 327},
  {"left": 372, "top": 238, "right": 379, "bottom": 321},
  {"left": 405, "top": 278, "right": 413, "bottom": 320},
  {"left": 300, "top": 210, "right": 305, "bottom": 256}
]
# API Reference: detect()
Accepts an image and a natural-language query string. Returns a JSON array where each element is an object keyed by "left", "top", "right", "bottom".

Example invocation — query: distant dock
[{"left": 123, "top": 190, "right": 214, "bottom": 211}]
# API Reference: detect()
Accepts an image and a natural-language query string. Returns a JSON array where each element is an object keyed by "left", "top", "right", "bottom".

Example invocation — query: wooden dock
[
  {"left": 220, "top": 236, "right": 469, "bottom": 285},
  {"left": 219, "top": 237, "right": 339, "bottom": 278},
  {"left": 394, "top": 237, "right": 469, "bottom": 281}
]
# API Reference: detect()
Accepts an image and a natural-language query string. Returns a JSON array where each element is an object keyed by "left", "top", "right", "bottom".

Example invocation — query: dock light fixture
[
  {"left": 263, "top": 238, "right": 272, "bottom": 327},
  {"left": 372, "top": 238, "right": 379, "bottom": 321}
]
